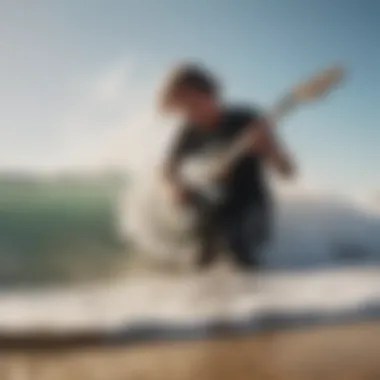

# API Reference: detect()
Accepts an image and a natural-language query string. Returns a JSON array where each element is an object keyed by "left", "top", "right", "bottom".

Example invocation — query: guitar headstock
[{"left": 291, "top": 65, "right": 346, "bottom": 103}]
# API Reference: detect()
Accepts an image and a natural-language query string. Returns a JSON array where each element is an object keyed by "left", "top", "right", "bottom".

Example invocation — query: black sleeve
[
  {"left": 226, "top": 104, "right": 264, "bottom": 134},
  {"left": 241, "top": 104, "right": 263, "bottom": 123}
]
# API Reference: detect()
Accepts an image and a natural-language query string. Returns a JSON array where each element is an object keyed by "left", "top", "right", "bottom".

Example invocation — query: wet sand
[{"left": 0, "top": 321, "right": 379, "bottom": 380}]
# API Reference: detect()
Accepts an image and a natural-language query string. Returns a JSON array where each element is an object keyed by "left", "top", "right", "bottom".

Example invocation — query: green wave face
[{"left": 0, "top": 173, "right": 129, "bottom": 287}]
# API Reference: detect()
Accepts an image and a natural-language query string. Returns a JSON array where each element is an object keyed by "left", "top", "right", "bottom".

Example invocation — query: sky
[{"left": 0, "top": 0, "right": 379, "bottom": 198}]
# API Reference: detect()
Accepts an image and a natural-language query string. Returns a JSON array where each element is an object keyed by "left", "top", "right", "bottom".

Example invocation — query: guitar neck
[
  {"left": 219, "top": 93, "right": 299, "bottom": 169},
  {"left": 214, "top": 65, "right": 345, "bottom": 174}
]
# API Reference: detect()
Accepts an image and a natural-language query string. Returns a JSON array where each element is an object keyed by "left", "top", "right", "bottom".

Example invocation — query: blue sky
[{"left": 0, "top": 0, "right": 379, "bottom": 196}]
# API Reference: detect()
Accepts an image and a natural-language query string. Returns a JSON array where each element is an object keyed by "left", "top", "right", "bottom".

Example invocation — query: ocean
[
  {"left": 0, "top": 173, "right": 128, "bottom": 287},
  {"left": 0, "top": 171, "right": 379, "bottom": 336},
  {"left": 1, "top": 172, "right": 379, "bottom": 288}
]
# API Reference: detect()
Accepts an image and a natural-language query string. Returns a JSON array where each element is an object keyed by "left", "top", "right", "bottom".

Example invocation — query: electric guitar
[{"left": 158, "top": 65, "right": 346, "bottom": 238}]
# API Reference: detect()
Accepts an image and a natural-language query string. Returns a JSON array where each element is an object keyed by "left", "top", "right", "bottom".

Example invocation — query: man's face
[{"left": 175, "top": 89, "right": 219, "bottom": 125}]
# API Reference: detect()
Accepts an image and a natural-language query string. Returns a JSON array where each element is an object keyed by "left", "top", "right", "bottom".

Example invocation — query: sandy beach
[{"left": 0, "top": 321, "right": 379, "bottom": 380}]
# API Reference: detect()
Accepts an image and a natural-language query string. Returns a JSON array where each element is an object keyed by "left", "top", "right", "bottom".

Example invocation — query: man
[{"left": 160, "top": 62, "right": 296, "bottom": 270}]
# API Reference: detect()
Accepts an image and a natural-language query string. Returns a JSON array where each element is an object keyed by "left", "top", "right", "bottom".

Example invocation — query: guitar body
[
  {"left": 180, "top": 150, "right": 227, "bottom": 203},
  {"left": 177, "top": 145, "right": 235, "bottom": 236}
]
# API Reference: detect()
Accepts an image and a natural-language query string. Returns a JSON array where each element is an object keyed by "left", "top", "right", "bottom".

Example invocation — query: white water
[{"left": 0, "top": 266, "right": 379, "bottom": 334}]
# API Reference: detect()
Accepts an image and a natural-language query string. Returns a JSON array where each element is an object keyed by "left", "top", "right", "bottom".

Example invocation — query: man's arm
[
  {"left": 163, "top": 156, "right": 181, "bottom": 185},
  {"left": 162, "top": 126, "right": 191, "bottom": 202},
  {"left": 162, "top": 126, "right": 188, "bottom": 182},
  {"left": 251, "top": 116, "right": 297, "bottom": 179}
]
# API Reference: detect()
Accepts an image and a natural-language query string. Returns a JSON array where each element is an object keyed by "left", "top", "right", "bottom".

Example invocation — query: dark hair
[{"left": 159, "top": 62, "right": 220, "bottom": 112}]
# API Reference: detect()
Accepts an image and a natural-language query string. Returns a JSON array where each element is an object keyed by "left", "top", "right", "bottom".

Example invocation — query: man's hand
[
  {"left": 162, "top": 165, "right": 189, "bottom": 205},
  {"left": 269, "top": 151, "right": 296, "bottom": 179},
  {"left": 170, "top": 181, "right": 189, "bottom": 205}
]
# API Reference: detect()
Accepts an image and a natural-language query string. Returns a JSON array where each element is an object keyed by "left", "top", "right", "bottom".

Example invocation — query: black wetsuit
[{"left": 167, "top": 105, "right": 272, "bottom": 269}]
